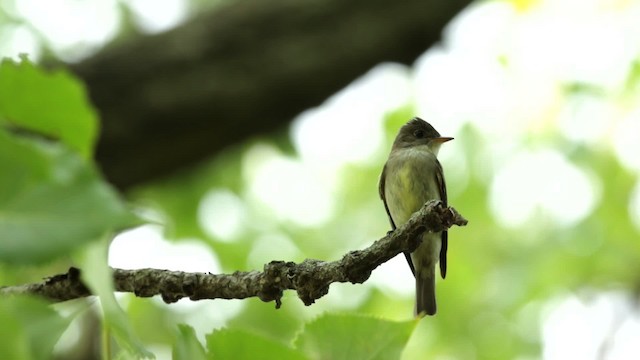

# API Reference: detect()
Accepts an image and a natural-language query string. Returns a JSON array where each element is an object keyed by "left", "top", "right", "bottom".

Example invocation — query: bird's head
[{"left": 391, "top": 117, "right": 453, "bottom": 155}]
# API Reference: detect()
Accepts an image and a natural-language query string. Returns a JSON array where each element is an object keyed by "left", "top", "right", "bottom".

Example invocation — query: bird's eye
[{"left": 413, "top": 129, "right": 425, "bottom": 138}]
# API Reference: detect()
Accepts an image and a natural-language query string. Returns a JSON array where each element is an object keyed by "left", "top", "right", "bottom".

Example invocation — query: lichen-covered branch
[{"left": 0, "top": 201, "right": 467, "bottom": 307}]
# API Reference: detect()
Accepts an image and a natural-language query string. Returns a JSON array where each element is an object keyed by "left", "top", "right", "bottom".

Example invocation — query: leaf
[
  {"left": 0, "top": 129, "right": 137, "bottom": 264},
  {"left": 294, "top": 313, "right": 417, "bottom": 360},
  {"left": 173, "top": 324, "right": 206, "bottom": 360},
  {"left": 0, "top": 305, "right": 28, "bottom": 360},
  {"left": 0, "top": 56, "right": 98, "bottom": 158},
  {"left": 0, "top": 296, "right": 71, "bottom": 360},
  {"left": 75, "top": 237, "right": 154, "bottom": 359},
  {"left": 224, "top": 298, "right": 304, "bottom": 345},
  {"left": 206, "top": 328, "right": 306, "bottom": 360}
]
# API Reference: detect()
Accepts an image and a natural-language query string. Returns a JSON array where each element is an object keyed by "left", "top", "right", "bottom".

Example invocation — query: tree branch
[
  {"left": 66, "top": 0, "right": 471, "bottom": 190},
  {"left": 0, "top": 201, "right": 467, "bottom": 307}
]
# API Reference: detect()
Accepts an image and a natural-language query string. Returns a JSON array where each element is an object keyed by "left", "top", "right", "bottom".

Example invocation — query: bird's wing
[
  {"left": 379, "top": 164, "right": 416, "bottom": 276},
  {"left": 435, "top": 159, "right": 448, "bottom": 279}
]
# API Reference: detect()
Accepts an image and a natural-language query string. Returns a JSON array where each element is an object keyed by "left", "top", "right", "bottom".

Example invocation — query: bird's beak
[{"left": 433, "top": 137, "right": 454, "bottom": 143}]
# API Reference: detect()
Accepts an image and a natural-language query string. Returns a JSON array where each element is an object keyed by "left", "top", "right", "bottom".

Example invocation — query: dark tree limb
[
  {"left": 0, "top": 201, "right": 467, "bottom": 307},
  {"left": 67, "top": 0, "right": 472, "bottom": 190}
]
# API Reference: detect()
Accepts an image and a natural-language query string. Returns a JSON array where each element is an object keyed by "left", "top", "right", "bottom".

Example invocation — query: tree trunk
[{"left": 70, "top": 0, "right": 471, "bottom": 190}]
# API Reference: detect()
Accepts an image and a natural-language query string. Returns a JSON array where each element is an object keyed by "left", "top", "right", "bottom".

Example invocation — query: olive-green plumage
[{"left": 379, "top": 117, "right": 452, "bottom": 316}]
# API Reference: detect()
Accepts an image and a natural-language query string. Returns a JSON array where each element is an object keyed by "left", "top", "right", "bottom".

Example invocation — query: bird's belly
[
  {"left": 385, "top": 162, "right": 440, "bottom": 225},
  {"left": 384, "top": 157, "right": 442, "bottom": 275},
  {"left": 411, "top": 232, "right": 442, "bottom": 277}
]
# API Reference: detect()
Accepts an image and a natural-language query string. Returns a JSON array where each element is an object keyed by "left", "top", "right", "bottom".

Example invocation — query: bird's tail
[{"left": 415, "top": 273, "right": 436, "bottom": 317}]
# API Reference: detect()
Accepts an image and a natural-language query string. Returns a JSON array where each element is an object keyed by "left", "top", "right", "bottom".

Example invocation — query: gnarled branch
[{"left": 0, "top": 201, "right": 467, "bottom": 307}]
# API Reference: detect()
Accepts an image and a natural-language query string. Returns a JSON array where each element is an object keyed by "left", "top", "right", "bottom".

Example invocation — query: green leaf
[
  {"left": 75, "top": 237, "right": 154, "bottom": 359},
  {"left": 294, "top": 314, "right": 417, "bottom": 360},
  {"left": 0, "top": 305, "right": 28, "bottom": 360},
  {"left": 0, "top": 56, "right": 98, "bottom": 158},
  {"left": 225, "top": 298, "right": 304, "bottom": 345},
  {"left": 0, "top": 129, "right": 137, "bottom": 264},
  {"left": 173, "top": 324, "right": 206, "bottom": 360},
  {"left": 206, "top": 328, "right": 306, "bottom": 360},
  {"left": 0, "top": 296, "right": 71, "bottom": 360},
  {"left": 126, "top": 295, "right": 175, "bottom": 345}
]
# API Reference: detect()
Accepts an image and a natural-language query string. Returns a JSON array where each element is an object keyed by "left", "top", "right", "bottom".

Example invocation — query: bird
[{"left": 379, "top": 117, "right": 453, "bottom": 316}]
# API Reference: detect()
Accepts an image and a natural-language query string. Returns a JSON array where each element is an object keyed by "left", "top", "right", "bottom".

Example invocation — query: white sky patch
[
  {"left": 542, "top": 291, "right": 640, "bottom": 360},
  {"left": 606, "top": 311, "right": 640, "bottom": 360},
  {"left": 0, "top": 25, "right": 40, "bottom": 60},
  {"left": 444, "top": 1, "right": 515, "bottom": 58},
  {"left": 243, "top": 143, "right": 335, "bottom": 227},
  {"left": 414, "top": 47, "right": 511, "bottom": 137},
  {"left": 292, "top": 63, "right": 411, "bottom": 173},
  {"left": 319, "top": 282, "right": 371, "bottom": 311},
  {"left": 247, "top": 232, "right": 301, "bottom": 270},
  {"left": 368, "top": 254, "right": 414, "bottom": 296},
  {"left": 16, "top": 0, "right": 120, "bottom": 61},
  {"left": 127, "top": 0, "right": 188, "bottom": 34},
  {"left": 490, "top": 149, "right": 599, "bottom": 228},
  {"left": 110, "top": 225, "right": 241, "bottom": 341},
  {"left": 109, "top": 225, "right": 220, "bottom": 273},
  {"left": 507, "top": 0, "right": 635, "bottom": 92},
  {"left": 198, "top": 188, "right": 247, "bottom": 242},
  {"left": 416, "top": 0, "right": 560, "bottom": 138},
  {"left": 437, "top": 140, "right": 469, "bottom": 199},
  {"left": 612, "top": 109, "right": 640, "bottom": 172},
  {"left": 428, "top": 0, "right": 639, "bottom": 143},
  {"left": 558, "top": 94, "right": 618, "bottom": 145}
]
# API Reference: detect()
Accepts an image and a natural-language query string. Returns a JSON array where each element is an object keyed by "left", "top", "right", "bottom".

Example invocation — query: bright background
[{"left": 2, "top": 0, "right": 640, "bottom": 359}]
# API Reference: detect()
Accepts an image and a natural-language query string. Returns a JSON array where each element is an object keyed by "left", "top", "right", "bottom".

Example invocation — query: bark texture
[
  {"left": 69, "top": 0, "right": 472, "bottom": 190},
  {"left": 1, "top": 201, "right": 467, "bottom": 307}
]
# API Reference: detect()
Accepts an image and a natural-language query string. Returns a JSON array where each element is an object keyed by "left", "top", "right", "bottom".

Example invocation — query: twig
[{"left": 0, "top": 201, "right": 467, "bottom": 308}]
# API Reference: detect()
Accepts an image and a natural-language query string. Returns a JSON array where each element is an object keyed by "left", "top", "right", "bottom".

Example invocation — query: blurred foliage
[
  {"left": 116, "top": 50, "right": 639, "bottom": 357},
  {"left": 206, "top": 327, "right": 306, "bottom": 360},
  {"left": 0, "top": 128, "right": 135, "bottom": 264},
  {"left": 0, "top": 56, "right": 495, "bottom": 359},
  {"left": 0, "top": 57, "right": 148, "bottom": 358},
  {"left": 293, "top": 314, "right": 416, "bottom": 359},
  {"left": 0, "top": 57, "right": 134, "bottom": 265},
  {"left": 0, "top": 296, "right": 70, "bottom": 360},
  {"left": 2, "top": 52, "right": 640, "bottom": 358},
  {"left": 0, "top": 56, "right": 98, "bottom": 157},
  {"left": 173, "top": 324, "right": 206, "bottom": 360},
  {"left": 205, "top": 314, "right": 415, "bottom": 360},
  {"left": 2, "top": 2, "right": 640, "bottom": 358}
]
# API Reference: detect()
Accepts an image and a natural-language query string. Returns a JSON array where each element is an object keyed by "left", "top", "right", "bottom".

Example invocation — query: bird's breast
[{"left": 384, "top": 148, "right": 440, "bottom": 226}]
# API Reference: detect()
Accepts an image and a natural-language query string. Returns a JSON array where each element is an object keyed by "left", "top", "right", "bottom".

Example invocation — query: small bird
[{"left": 379, "top": 117, "right": 453, "bottom": 316}]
